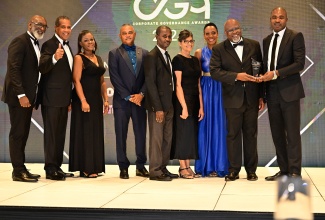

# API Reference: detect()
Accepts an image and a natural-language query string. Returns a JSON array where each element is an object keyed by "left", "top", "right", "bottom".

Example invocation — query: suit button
[{"left": 169, "top": 83, "right": 171, "bottom": 85}]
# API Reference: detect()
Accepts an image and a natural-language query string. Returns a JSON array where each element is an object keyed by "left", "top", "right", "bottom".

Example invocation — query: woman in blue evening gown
[{"left": 194, "top": 23, "right": 228, "bottom": 177}]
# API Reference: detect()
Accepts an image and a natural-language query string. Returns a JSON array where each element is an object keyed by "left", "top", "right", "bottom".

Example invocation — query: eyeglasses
[
  {"left": 31, "top": 21, "right": 48, "bottom": 29},
  {"left": 226, "top": 27, "right": 241, "bottom": 34},
  {"left": 183, "top": 40, "right": 195, "bottom": 44}
]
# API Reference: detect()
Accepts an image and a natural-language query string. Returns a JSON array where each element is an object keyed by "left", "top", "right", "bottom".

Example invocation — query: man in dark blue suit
[
  {"left": 2, "top": 15, "right": 47, "bottom": 182},
  {"left": 261, "top": 7, "right": 305, "bottom": 180},
  {"left": 109, "top": 24, "right": 148, "bottom": 179}
]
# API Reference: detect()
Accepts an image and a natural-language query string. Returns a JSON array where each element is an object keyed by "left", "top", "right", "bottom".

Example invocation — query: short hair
[
  {"left": 77, "top": 30, "right": 97, "bottom": 54},
  {"left": 155, "top": 25, "right": 171, "bottom": 36},
  {"left": 271, "top": 7, "right": 287, "bottom": 17},
  {"left": 203, "top": 22, "right": 218, "bottom": 33},
  {"left": 55, "top": 15, "right": 70, "bottom": 27},
  {"left": 178, "top": 29, "right": 193, "bottom": 42},
  {"left": 120, "top": 23, "right": 135, "bottom": 32}
]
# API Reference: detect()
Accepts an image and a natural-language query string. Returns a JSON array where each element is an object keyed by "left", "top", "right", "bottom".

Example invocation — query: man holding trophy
[{"left": 210, "top": 18, "right": 264, "bottom": 181}]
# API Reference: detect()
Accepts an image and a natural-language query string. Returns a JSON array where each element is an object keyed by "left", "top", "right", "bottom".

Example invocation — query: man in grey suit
[
  {"left": 109, "top": 24, "right": 148, "bottom": 179},
  {"left": 210, "top": 19, "right": 265, "bottom": 181},
  {"left": 2, "top": 15, "right": 47, "bottom": 182},
  {"left": 261, "top": 7, "right": 305, "bottom": 180},
  {"left": 144, "top": 26, "right": 178, "bottom": 181}
]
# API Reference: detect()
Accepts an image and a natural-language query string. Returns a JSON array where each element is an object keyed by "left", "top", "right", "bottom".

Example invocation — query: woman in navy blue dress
[{"left": 194, "top": 23, "right": 228, "bottom": 177}]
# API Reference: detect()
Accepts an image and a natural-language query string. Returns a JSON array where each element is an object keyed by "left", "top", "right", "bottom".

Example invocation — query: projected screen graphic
[{"left": 0, "top": 0, "right": 324, "bottom": 166}]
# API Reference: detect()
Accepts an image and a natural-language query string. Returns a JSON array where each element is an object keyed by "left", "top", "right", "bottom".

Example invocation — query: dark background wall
[{"left": 0, "top": 0, "right": 324, "bottom": 167}]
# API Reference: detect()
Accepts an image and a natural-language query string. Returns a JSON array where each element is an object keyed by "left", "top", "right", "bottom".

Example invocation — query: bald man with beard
[{"left": 2, "top": 15, "right": 48, "bottom": 182}]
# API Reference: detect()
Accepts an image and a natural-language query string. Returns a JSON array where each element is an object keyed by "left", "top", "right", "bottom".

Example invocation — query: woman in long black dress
[
  {"left": 69, "top": 30, "right": 109, "bottom": 178},
  {"left": 172, "top": 30, "right": 204, "bottom": 179}
]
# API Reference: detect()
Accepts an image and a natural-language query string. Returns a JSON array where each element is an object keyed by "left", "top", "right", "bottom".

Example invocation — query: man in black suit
[
  {"left": 109, "top": 24, "right": 149, "bottom": 179},
  {"left": 210, "top": 19, "right": 264, "bottom": 181},
  {"left": 261, "top": 7, "right": 305, "bottom": 180},
  {"left": 39, "top": 16, "right": 74, "bottom": 180},
  {"left": 144, "top": 26, "right": 178, "bottom": 181},
  {"left": 2, "top": 15, "right": 47, "bottom": 182}
]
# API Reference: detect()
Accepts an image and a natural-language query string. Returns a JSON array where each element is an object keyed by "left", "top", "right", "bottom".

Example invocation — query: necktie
[
  {"left": 30, "top": 37, "right": 39, "bottom": 46},
  {"left": 63, "top": 41, "right": 69, "bottom": 46},
  {"left": 165, "top": 51, "right": 171, "bottom": 66},
  {"left": 270, "top": 33, "right": 279, "bottom": 71},
  {"left": 165, "top": 51, "right": 174, "bottom": 90},
  {"left": 233, "top": 41, "right": 244, "bottom": 48}
]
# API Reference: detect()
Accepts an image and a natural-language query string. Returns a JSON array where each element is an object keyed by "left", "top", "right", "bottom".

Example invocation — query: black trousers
[
  {"left": 41, "top": 105, "right": 68, "bottom": 172},
  {"left": 8, "top": 104, "right": 33, "bottom": 172},
  {"left": 225, "top": 96, "right": 259, "bottom": 174},
  {"left": 267, "top": 82, "right": 302, "bottom": 175}
]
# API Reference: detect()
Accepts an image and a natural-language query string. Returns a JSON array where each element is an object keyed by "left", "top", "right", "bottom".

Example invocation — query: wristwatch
[{"left": 140, "top": 92, "right": 145, "bottom": 97}]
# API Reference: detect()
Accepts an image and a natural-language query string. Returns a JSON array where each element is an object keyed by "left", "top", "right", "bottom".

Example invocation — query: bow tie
[
  {"left": 30, "top": 37, "right": 39, "bottom": 46},
  {"left": 63, "top": 41, "right": 69, "bottom": 46},
  {"left": 233, "top": 41, "right": 244, "bottom": 48},
  {"left": 123, "top": 44, "right": 136, "bottom": 51}
]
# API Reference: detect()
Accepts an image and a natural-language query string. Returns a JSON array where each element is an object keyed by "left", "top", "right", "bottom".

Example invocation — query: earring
[{"left": 81, "top": 47, "right": 84, "bottom": 53}]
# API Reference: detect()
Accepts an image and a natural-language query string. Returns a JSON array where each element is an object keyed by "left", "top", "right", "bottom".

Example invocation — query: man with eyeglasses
[
  {"left": 2, "top": 15, "right": 47, "bottom": 182},
  {"left": 210, "top": 19, "right": 265, "bottom": 181},
  {"left": 39, "top": 16, "right": 74, "bottom": 181}
]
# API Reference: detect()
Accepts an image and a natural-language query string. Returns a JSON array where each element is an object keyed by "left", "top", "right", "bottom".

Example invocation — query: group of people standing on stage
[{"left": 3, "top": 6, "right": 305, "bottom": 184}]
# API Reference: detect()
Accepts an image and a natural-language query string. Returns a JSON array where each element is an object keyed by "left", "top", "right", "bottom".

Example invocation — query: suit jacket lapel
[
  {"left": 118, "top": 45, "right": 135, "bottom": 75},
  {"left": 242, "top": 38, "right": 251, "bottom": 64},
  {"left": 277, "top": 29, "right": 291, "bottom": 62},
  {"left": 224, "top": 40, "right": 242, "bottom": 64},
  {"left": 135, "top": 47, "right": 142, "bottom": 77},
  {"left": 155, "top": 46, "right": 171, "bottom": 73},
  {"left": 25, "top": 33, "right": 38, "bottom": 63}
]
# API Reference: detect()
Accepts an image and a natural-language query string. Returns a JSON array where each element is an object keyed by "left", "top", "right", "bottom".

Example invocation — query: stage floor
[{"left": 0, "top": 163, "right": 324, "bottom": 216}]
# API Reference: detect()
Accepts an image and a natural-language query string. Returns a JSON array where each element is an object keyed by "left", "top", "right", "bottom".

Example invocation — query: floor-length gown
[
  {"left": 69, "top": 54, "right": 106, "bottom": 174},
  {"left": 195, "top": 46, "right": 228, "bottom": 177}
]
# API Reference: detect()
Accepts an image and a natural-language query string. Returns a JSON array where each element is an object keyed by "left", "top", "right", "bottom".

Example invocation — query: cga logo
[{"left": 134, "top": 0, "right": 210, "bottom": 21}]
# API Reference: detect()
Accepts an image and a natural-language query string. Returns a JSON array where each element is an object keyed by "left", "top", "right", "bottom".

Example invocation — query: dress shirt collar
[
  {"left": 273, "top": 27, "right": 286, "bottom": 38},
  {"left": 230, "top": 37, "right": 243, "bottom": 47},
  {"left": 156, "top": 45, "right": 168, "bottom": 56},
  {"left": 55, "top": 33, "right": 66, "bottom": 46}
]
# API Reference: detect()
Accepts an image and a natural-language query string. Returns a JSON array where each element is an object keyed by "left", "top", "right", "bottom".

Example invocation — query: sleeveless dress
[
  {"left": 69, "top": 54, "right": 106, "bottom": 174},
  {"left": 195, "top": 46, "right": 229, "bottom": 177},
  {"left": 171, "top": 54, "right": 201, "bottom": 160}
]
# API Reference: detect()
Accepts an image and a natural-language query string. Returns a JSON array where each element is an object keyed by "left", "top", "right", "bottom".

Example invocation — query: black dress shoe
[
  {"left": 225, "top": 172, "right": 239, "bottom": 181},
  {"left": 149, "top": 173, "right": 172, "bottom": 181},
  {"left": 120, "top": 169, "right": 129, "bottom": 179},
  {"left": 247, "top": 172, "right": 258, "bottom": 181},
  {"left": 12, "top": 171, "right": 38, "bottom": 182},
  {"left": 289, "top": 173, "right": 302, "bottom": 179},
  {"left": 25, "top": 170, "right": 41, "bottom": 179},
  {"left": 58, "top": 169, "right": 74, "bottom": 177},
  {"left": 46, "top": 171, "right": 66, "bottom": 180},
  {"left": 162, "top": 169, "right": 179, "bottom": 179},
  {"left": 265, "top": 171, "right": 288, "bottom": 181},
  {"left": 136, "top": 167, "right": 149, "bottom": 177}
]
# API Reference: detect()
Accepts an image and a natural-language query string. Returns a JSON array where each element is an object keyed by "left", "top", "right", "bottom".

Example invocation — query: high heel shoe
[
  {"left": 80, "top": 172, "right": 98, "bottom": 178},
  {"left": 178, "top": 168, "right": 193, "bottom": 179},
  {"left": 186, "top": 167, "right": 201, "bottom": 178}
]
